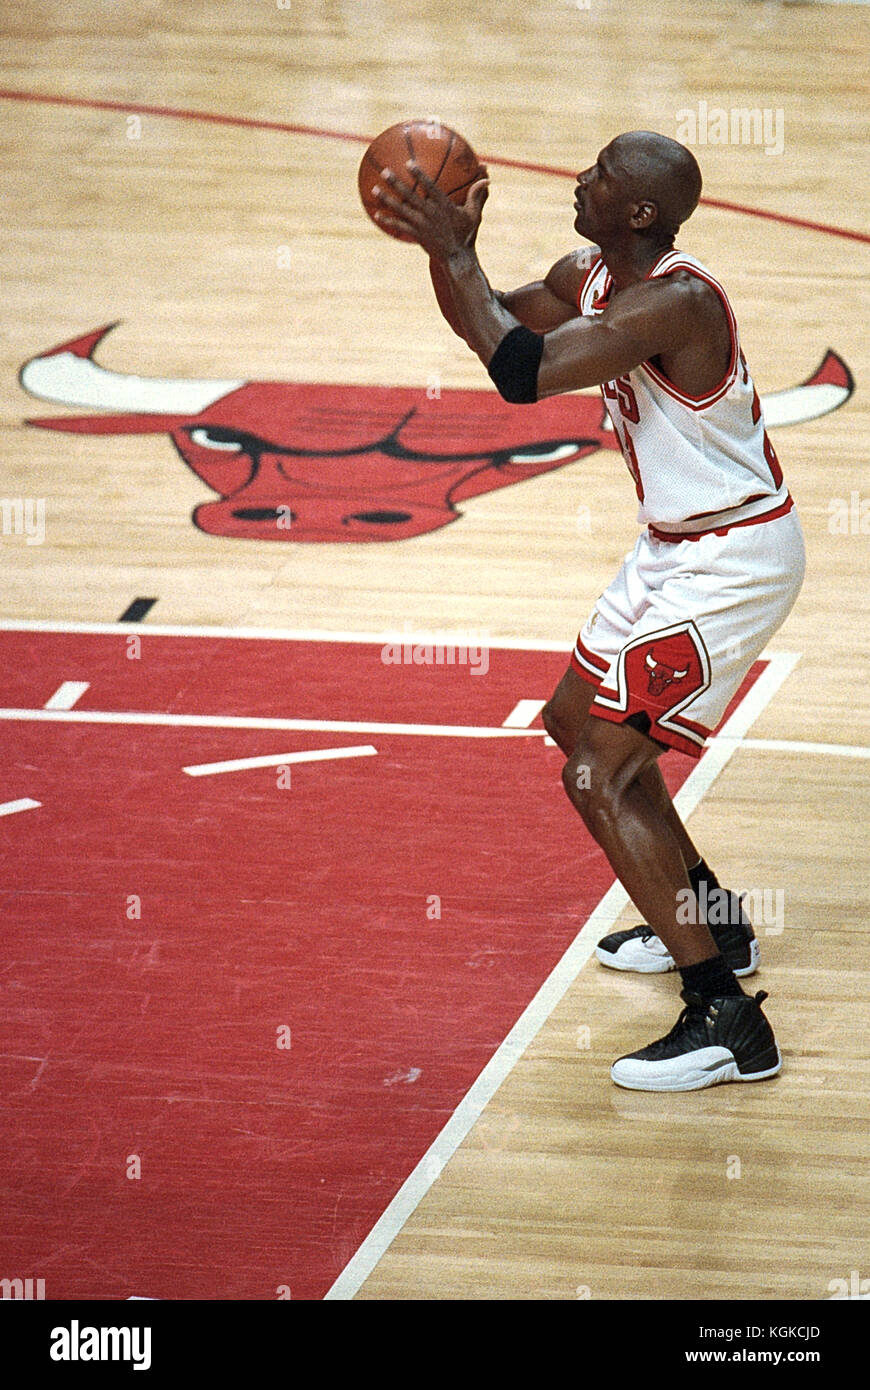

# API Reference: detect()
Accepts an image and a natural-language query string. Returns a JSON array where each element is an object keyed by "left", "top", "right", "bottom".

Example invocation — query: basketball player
[{"left": 373, "top": 131, "right": 804, "bottom": 1091}]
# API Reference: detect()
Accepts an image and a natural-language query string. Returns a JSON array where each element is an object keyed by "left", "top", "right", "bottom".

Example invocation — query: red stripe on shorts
[
  {"left": 570, "top": 635, "right": 609, "bottom": 685},
  {"left": 589, "top": 698, "right": 710, "bottom": 759}
]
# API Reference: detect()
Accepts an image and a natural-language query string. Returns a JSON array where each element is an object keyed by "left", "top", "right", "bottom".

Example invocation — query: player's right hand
[{"left": 375, "top": 163, "right": 490, "bottom": 260}]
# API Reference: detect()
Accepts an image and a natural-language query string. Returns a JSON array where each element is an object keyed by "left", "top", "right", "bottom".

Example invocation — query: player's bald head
[{"left": 607, "top": 131, "right": 702, "bottom": 239}]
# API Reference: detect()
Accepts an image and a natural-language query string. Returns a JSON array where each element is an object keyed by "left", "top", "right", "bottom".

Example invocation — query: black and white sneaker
[
  {"left": 610, "top": 990, "right": 782, "bottom": 1092},
  {"left": 596, "top": 891, "right": 760, "bottom": 977}
]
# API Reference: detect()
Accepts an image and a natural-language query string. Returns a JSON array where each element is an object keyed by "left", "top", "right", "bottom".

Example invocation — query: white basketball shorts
[{"left": 570, "top": 501, "right": 806, "bottom": 758}]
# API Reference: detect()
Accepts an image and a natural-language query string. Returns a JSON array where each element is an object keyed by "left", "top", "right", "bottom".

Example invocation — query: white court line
[
  {"left": 5, "top": 710, "right": 859, "bottom": 758},
  {"left": 0, "top": 708, "right": 543, "bottom": 740},
  {"left": 324, "top": 651, "right": 801, "bottom": 1300},
  {"left": 0, "top": 618, "right": 572, "bottom": 652},
  {"left": 502, "top": 699, "right": 546, "bottom": 728},
  {"left": 0, "top": 798, "right": 41, "bottom": 817},
  {"left": 43, "top": 680, "right": 90, "bottom": 710},
  {"left": 711, "top": 735, "right": 870, "bottom": 760},
  {"left": 183, "top": 745, "right": 378, "bottom": 777}
]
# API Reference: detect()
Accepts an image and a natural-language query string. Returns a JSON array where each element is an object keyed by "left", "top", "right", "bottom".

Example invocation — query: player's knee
[
  {"left": 561, "top": 751, "right": 596, "bottom": 811},
  {"left": 561, "top": 745, "right": 622, "bottom": 835}
]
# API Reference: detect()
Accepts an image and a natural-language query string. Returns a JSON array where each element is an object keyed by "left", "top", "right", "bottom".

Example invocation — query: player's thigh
[{"left": 545, "top": 540, "right": 643, "bottom": 753}]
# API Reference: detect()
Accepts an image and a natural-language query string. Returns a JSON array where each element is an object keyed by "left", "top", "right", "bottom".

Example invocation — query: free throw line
[{"left": 0, "top": 708, "right": 543, "bottom": 740}]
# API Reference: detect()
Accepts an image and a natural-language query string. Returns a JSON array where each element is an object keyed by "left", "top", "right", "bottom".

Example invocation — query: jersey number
[
  {"left": 751, "top": 385, "right": 784, "bottom": 488},
  {"left": 603, "top": 377, "right": 645, "bottom": 502}
]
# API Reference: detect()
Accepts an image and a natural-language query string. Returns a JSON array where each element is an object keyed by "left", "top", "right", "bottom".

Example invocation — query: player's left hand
[{"left": 372, "top": 161, "right": 490, "bottom": 258}]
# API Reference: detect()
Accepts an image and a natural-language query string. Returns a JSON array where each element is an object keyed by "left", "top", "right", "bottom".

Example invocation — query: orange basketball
[{"left": 358, "top": 120, "right": 485, "bottom": 242}]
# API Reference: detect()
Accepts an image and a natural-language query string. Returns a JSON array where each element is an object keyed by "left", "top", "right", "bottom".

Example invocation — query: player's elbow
[{"left": 490, "top": 376, "right": 539, "bottom": 405}]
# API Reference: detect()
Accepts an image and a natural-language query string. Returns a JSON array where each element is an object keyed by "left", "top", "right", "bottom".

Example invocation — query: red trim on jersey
[
  {"left": 588, "top": 698, "right": 709, "bottom": 759},
  {"left": 640, "top": 260, "right": 740, "bottom": 411},
  {"left": 684, "top": 491, "right": 770, "bottom": 522},
  {"left": 648, "top": 494, "right": 794, "bottom": 543},
  {"left": 582, "top": 253, "right": 740, "bottom": 412},
  {"left": 577, "top": 257, "right": 605, "bottom": 313},
  {"left": 643, "top": 249, "right": 677, "bottom": 281},
  {"left": 578, "top": 249, "right": 672, "bottom": 316}
]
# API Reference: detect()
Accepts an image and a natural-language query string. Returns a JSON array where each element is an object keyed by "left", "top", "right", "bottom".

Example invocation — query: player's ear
[{"left": 631, "top": 200, "right": 657, "bottom": 230}]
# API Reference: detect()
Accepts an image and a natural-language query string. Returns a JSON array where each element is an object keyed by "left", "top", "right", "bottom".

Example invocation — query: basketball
[{"left": 358, "top": 120, "right": 485, "bottom": 241}]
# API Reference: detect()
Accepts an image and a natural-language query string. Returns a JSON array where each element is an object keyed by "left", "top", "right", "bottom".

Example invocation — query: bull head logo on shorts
[{"left": 645, "top": 649, "right": 690, "bottom": 696}]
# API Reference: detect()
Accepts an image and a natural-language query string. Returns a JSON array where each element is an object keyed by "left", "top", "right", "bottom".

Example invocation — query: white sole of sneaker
[
  {"left": 610, "top": 1044, "right": 782, "bottom": 1092},
  {"left": 595, "top": 944, "right": 674, "bottom": 974},
  {"left": 596, "top": 935, "right": 762, "bottom": 978}
]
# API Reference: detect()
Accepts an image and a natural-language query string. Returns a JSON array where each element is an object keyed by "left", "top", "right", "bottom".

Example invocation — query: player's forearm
[
  {"left": 440, "top": 247, "right": 520, "bottom": 362},
  {"left": 428, "top": 257, "right": 470, "bottom": 341},
  {"left": 430, "top": 257, "right": 516, "bottom": 350}
]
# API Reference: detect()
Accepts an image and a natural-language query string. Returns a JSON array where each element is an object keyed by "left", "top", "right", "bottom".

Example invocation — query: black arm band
[{"left": 487, "top": 325, "right": 544, "bottom": 404}]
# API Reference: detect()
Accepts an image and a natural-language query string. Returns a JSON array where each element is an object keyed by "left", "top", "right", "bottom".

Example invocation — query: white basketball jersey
[{"left": 578, "top": 249, "right": 789, "bottom": 531}]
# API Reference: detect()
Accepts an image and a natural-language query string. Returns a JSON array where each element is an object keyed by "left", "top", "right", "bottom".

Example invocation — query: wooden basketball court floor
[{"left": 1, "top": 0, "right": 868, "bottom": 1302}]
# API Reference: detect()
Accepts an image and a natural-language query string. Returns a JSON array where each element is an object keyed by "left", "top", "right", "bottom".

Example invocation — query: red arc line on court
[{"left": 2, "top": 88, "right": 869, "bottom": 246}]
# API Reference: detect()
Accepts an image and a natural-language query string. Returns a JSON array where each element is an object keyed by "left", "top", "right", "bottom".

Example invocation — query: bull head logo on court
[{"left": 20, "top": 325, "right": 853, "bottom": 543}]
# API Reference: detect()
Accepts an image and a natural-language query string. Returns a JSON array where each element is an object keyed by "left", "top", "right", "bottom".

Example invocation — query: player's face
[{"left": 573, "top": 145, "right": 626, "bottom": 241}]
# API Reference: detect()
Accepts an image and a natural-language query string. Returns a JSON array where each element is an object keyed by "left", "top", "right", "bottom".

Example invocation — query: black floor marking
[{"left": 119, "top": 597, "right": 157, "bottom": 623}]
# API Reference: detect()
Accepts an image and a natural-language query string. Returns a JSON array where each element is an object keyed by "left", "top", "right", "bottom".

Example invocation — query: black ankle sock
[
  {"left": 687, "top": 857, "right": 719, "bottom": 896},
  {"left": 680, "top": 954, "right": 745, "bottom": 1001}
]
